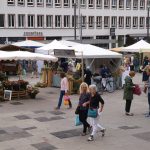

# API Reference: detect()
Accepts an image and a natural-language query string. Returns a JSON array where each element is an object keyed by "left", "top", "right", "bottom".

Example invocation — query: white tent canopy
[
  {"left": 72, "top": 44, "right": 122, "bottom": 59},
  {"left": 121, "top": 40, "right": 150, "bottom": 53},
  {"left": 13, "top": 40, "right": 45, "bottom": 48},
  {"left": 0, "top": 50, "right": 58, "bottom": 62},
  {"left": 59, "top": 40, "right": 80, "bottom": 47},
  {"left": 36, "top": 39, "right": 73, "bottom": 55}
]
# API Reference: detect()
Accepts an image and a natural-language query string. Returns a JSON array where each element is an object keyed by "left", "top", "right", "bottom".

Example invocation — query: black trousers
[
  {"left": 125, "top": 100, "right": 132, "bottom": 113},
  {"left": 79, "top": 109, "right": 90, "bottom": 133}
]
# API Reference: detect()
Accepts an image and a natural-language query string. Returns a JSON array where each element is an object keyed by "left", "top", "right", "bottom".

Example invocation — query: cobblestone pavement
[{"left": 0, "top": 73, "right": 150, "bottom": 150}]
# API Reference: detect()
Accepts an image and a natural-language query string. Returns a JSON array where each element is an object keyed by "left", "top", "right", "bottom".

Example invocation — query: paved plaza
[{"left": 0, "top": 73, "right": 150, "bottom": 150}]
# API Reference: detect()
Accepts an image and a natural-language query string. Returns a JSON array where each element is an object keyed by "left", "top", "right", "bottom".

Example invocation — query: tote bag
[{"left": 75, "top": 115, "right": 82, "bottom": 126}]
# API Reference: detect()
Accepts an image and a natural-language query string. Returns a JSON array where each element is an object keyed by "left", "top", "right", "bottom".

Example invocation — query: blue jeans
[{"left": 57, "top": 90, "right": 65, "bottom": 108}]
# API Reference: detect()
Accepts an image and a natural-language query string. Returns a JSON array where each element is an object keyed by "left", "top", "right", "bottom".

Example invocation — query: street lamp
[{"left": 147, "top": 1, "right": 150, "bottom": 42}]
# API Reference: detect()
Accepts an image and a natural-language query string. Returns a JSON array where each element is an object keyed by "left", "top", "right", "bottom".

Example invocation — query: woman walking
[
  {"left": 145, "top": 77, "right": 150, "bottom": 117},
  {"left": 55, "top": 72, "right": 72, "bottom": 109},
  {"left": 123, "top": 71, "right": 135, "bottom": 116},
  {"left": 77, "top": 82, "right": 91, "bottom": 136},
  {"left": 87, "top": 84, "right": 105, "bottom": 141}
]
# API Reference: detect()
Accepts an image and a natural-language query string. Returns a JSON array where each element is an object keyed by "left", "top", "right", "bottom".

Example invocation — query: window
[
  {"left": 27, "top": 0, "right": 34, "bottom": 6},
  {"left": 119, "top": 16, "right": 124, "bottom": 28},
  {"left": 126, "top": 0, "right": 131, "bottom": 9},
  {"left": 0, "top": 15, "right": 5, "bottom": 27},
  {"left": 88, "top": 16, "right": 94, "bottom": 28},
  {"left": 133, "top": 0, "right": 138, "bottom": 9},
  {"left": 46, "top": 0, "right": 53, "bottom": 7},
  {"left": 37, "top": 0, "right": 44, "bottom": 6},
  {"left": 18, "top": 14, "right": 25, "bottom": 27},
  {"left": 133, "top": 17, "right": 138, "bottom": 28},
  {"left": 96, "top": 0, "right": 102, "bottom": 8},
  {"left": 112, "top": 0, "right": 117, "bottom": 9},
  {"left": 18, "top": 0, "right": 25, "bottom": 6},
  {"left": 46, "top": 15, "right": 53, "bottom": 27},
  {"left": 37, "top": 15, "right": 44, "bottom": 27},
  {"left": 104, "top": 16, "right": 110, "bottom": 28},
  {"left": 119, "top": 0, "right": 124, "bottom": 9},
  {"left": 126, "top": 17, "right": 131, "bottom": 28},
  {"left": 28, "top": 15, "right": 35, "bottom": 27},
  {"left": 139, "top": 17, "right": 145, "bottom": 28},
  {"left": 72, "top": 16, "right": 78, "bottom": 27},
  {"left": 140, "top": 0, "right": 145, "bottom": 9},
  {"left": 104, "top": 0, "right": 109, "bottom": 8},
  {"left": 64, "top": 0, "right": 69, "bottom": 7},
  {"left": 96, "top": 16, "right": 102, "bottom": 28},
  {"left": 88, "top": 0, "right": 94, "bottom": 8},
  {"left": 63, "top": 15, "right": 70, "bottom": 27},
  {"left": 111, "top": 16, "right": 117, "bottom": 28},
  {"left": 8, "top": 14, "right": 15, "bottom": 27},
  {"left": 7, "top": 0, "right": 15, "bottom": 5},
  {"left": 55, "top": 15, "right": 61, "bottom": 27},
  {"left": 82, "top": 16, "right": 86, "bottom": 28},
  {"left": 81, "top": 0, "right": 86, "bottom": 8},
  {"left": 72, "top": 0, "right": 78, "bottom": 7},
  {"left": 55, "top": 0, "right": 61, "bottom": 7}
]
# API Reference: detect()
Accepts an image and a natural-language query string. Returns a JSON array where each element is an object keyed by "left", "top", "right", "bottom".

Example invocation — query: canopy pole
[
  {"left": 81, "top": 51, "right": 84, "bottom": 82},
  {"left": 89, "top": 59, "right": 95, "bottom": 68}
]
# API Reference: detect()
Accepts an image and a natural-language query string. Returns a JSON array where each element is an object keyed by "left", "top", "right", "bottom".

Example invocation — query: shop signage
[
  {"left": 23, "top": 31, "right": 43, "bottom": 37},
  {"left": 110, "top": 28, "right": 115, "bottom": 36},
  {"left": 54, "top": 49, "right": 75, "bottom": 57}
]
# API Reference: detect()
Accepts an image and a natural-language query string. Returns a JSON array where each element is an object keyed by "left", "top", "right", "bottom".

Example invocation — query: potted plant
[{"left": 27, "top": 85, "right": 39, "bottom": 99}]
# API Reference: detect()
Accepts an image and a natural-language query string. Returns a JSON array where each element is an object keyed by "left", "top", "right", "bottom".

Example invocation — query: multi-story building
[{"left": 0, "top": 0, "right": 149, "bottom": 48}]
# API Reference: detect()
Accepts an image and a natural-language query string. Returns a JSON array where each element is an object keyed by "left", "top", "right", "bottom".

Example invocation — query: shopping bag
[
  {"left": 75, "top": 106, "right": 80, "bottom": 114},
  {"left": 133, "top": 85, "right": 141, "bottom": 96},
  {"left": 64, "top": 95, "right": 70, "bottom": 106},
  {"left": 75, "top": 115, "right": 82, "bottom": 126},
  {"left": 88, "top": 109, "right": 98, "bottom": 118}
]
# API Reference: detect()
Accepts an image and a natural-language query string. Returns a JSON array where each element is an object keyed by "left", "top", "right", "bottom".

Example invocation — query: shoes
[
  {"left": 145, "top": 114, "right": 150, "bottom": 118},
  {"left": 88, "top": 135, "right": 94, "bottom": 141},
  {"left": 101, "top": 129, "right": 106, "bottom": 137},
  {"left": 55, "top": 107, "right": 60, "bottom": 110},
  {"left": 81, "top": 133, "right": 87, "bottom": 136},
  {"left": 126, "top": 113, "right": 134, "bottom": 116}
]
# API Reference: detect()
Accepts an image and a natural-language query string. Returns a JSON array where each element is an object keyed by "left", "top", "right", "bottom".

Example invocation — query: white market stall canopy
[
  {"left": 0, "top": 51, "right": 58, "bottom": 62},
  {"left": 121, "top": 40, "right": 150, "bottom": 53},
  {"left": 13, "top": 40, "right": 45, "bottom": 48},
  {"left": 72, "top": 44, "right": 122, "bottom": 59},
  {"left": 36, "top": 40, "right": 73, "bottom": 55}
]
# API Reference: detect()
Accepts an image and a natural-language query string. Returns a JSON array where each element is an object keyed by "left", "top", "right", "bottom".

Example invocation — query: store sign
[
  {"left": 54, "top": 49, "right": 75, "bottom": 57},
  {"left": 110, "top": 28, "right": 115, "bottom": 36},
  {"left": 23, "top": 31, "right": 43, "bottom": 37}
]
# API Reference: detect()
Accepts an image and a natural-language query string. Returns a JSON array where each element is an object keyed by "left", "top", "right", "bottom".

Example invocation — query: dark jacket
[{"left": 123, "top": 76, "right": 134, "bottom": 100}]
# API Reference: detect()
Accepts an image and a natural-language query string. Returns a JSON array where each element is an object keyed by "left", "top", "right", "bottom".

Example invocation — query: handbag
[
  {"left": 88, "top": 108, "right": 98, "bottom": 118},
  {"left": 75, "top": 115, "right": 82, "bottom": 126},
  {"left": 133, "top": 84, "right": 141, "bottom": 96},
  {"left": 75, "top": 106, "right": 80, "bottom": 114},
  {"left": 64, "top": 95, "right": 70, "bottom": 106}
]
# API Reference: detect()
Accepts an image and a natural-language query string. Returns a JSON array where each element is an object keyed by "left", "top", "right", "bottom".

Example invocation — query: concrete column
[
  {"left": 116, "top": 35, "right": 118, "bottom": 47},
  {"left": 109, "top": 35, "right": 112, "bottom": 49}
]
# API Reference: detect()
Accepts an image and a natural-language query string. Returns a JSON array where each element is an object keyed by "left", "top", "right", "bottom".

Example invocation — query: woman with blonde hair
[
  {"left": 77, "top": 82, "right": 91, "bottom": 136},
  {"left": 87, "top": 84, "right": 105, "bottom": 141}
]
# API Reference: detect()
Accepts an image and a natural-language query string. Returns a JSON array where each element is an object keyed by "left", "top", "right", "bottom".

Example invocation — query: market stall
[{"left": 0, "top": 50, "right": 58, "bottom": 100}]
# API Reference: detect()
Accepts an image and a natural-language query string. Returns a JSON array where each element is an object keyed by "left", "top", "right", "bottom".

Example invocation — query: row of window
[
  {"left": 7, "top": 0, "right": 147, "bottom": 10},
  {"left": 0, "top": 14, "right": 148, "bottom": 29}
]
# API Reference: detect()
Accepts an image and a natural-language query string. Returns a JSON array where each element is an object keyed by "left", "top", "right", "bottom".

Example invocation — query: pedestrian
[
  {"left": 145, "top": 77, "right": 150, "bottom": 117},
  {"left": 142, "top": 63, "right": 150, "bottom": 83},
  {"left": 17, "top": 63, "right": 22, "bottom": 80},
  {"left": 133, "top": 56, "right": 139, "bottom": 72},
  {"left": 76, "top": 82, "right": 91, "bottom": 136},
  {"left": 84, "top": 66, "right": 92, "bottom": 86},
  {"left": 55, "top": 72, "right": 72, "bottom": 109},
  {"left": 123, "top": 71, "right": 135, "bottom": 116},
  {"left": 87, "top": 84, "right": 106, "bottom": 141}
]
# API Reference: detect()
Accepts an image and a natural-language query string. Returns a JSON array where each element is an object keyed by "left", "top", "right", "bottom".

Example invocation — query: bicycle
[{"left": 93, "top": 76, "right": 116, "bottom": 95}]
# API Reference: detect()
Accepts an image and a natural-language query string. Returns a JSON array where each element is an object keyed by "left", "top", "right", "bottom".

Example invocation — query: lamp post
[
  {"left": 74, "top": 2, "right": 77, "bottom": 40},
  {"left": 147, "top": 2, "right": 150, "bottom": 42}
]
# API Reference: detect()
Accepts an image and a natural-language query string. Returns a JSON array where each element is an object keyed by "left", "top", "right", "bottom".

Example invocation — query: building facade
[{"left": 0, "top": 0, "right": 149, "bottom": 48}]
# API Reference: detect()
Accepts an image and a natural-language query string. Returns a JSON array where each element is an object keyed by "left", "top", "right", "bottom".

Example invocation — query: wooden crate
[{"left": 11, "top": 90, "right": 27, "bottom": 99}]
